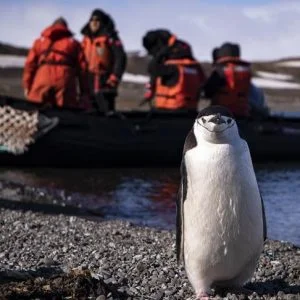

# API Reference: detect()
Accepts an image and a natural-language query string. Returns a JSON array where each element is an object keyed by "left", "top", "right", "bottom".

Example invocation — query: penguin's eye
[
  {"left": 227, "top": 119, "right": 232, "bottom": 124},
  {"left": 201, "top": 117, "right": 206, "bottom": 124}
]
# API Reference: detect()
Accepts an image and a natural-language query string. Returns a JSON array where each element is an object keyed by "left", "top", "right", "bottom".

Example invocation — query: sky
[{"left": 1, "top": 0, "right": 300, "bottom": 61}]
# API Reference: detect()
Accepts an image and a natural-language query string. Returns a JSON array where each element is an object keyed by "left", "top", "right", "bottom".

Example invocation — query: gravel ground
[{"left": 0, "top": 205, "right": 299, "bottom": 300}]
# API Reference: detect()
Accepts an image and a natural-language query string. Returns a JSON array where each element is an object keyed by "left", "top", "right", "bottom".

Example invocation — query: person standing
[
  {"left": 81, "top": 9, "right": 127, "bottom": 112},
  {"left": 23, "top": 17, "right": 89, "bottom": 109}
]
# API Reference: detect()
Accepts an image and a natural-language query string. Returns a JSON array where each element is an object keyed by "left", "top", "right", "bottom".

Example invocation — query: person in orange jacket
[
  {"left": 202, "top": 43, "right": 252, "bottom": 117},
  {"left": 142, "top": 29, "right": 206, "bottom": 111},
  {"left": 81, "top": 9, "right": 127, "bottom": 112},
  {"left": 23, "top": 17, "right": 90, "bottom": 109}
]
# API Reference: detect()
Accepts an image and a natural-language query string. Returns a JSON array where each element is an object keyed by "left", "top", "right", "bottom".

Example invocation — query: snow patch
[
  {"left": 0, "top": 55, "right": 150, "bottom": 85},
  {"left": 252, "top": 77, "right": 300, "bottom": 89},
  {"left": 0, "top": 55, "right": 26, "bottom": 67},
  {"left": 2, "top": 54, "right": 300, "bottom": 90},
  {"left": 122, "top": 73, "right": 149, "bottom": 84},
  {"left": 256, "top": 71, "right": 293, "bottom": 81},
  {"left": 276, "top": 61, "right": 300, "bottom": 67}
]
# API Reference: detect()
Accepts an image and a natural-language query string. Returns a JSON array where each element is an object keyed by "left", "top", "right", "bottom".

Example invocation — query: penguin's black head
[
  {"left": 197, "top": 105, "right": 233, "bottom": 120},
  {"left": 194, "top": 106, "right": 237, "bottom": 141}
]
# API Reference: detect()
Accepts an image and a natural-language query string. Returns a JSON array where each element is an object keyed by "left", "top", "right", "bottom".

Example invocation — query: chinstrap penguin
[{"left": 176, "top": 106, "right": 267, "bottom": 299}]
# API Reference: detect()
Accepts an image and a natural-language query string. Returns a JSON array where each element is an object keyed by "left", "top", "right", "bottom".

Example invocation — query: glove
[
  {"left": 106, "top": 74, "right": 119, "bottom": 88},
  {"left": 24, "top": 88, "right": 29, "bottom": 98},
  {"left": 138, "top": 83, "right": 154, "bottom": 107},
  {"left": 143, "top": 83, "right": 154, "bottom": 100}
]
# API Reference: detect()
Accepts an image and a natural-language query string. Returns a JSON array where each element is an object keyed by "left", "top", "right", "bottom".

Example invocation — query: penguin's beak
[{"left": 208, "top": 113, "right": 225, "bottom": 125}]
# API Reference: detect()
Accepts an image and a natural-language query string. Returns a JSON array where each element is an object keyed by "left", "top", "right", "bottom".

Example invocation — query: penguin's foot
[
  {"left": 196, "top": 290, "right": 212, "bottom": 300},
  {"left": 193, "top": 279, "right": 213, "bottom": 299},
  {"left": 195, "top": 291, "right": 210, "bottom": 299}
]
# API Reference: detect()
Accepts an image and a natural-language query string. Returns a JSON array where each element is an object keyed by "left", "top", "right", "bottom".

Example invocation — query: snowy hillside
[{"left": 2, "top": 54, "right": 300, "bottom": 90}]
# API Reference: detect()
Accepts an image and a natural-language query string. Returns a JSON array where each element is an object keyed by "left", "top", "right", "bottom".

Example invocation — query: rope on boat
[{"left": 0, "top": 105, "right": 38, "bottom": 154}]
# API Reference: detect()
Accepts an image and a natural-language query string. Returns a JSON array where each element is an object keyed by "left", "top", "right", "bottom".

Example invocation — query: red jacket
[{"left": 23, "top": 24, "right": 89, "bottom": 108}]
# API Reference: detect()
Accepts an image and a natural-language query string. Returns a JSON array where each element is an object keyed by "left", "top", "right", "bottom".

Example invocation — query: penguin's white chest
[{"left": 183, "top": 142, "right": 263, "bottom": 280}]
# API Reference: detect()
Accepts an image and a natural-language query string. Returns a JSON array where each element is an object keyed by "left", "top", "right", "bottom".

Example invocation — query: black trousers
[
  {"left": 94, "top": 91, "right": 116, "bottom": 112},
  {"left": 89, "top": 73, "right": 117, "bottom": 112}
]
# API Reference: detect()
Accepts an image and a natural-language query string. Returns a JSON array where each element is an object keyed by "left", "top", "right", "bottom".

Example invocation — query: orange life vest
[
  {"left": 82, "top": 35, "right": 112, "bottom": 74},
  {"left": 213, "top": 57, "right": 251, "bottom": 117},
  {"left": 155, "top": 59, "right": 204, "bottom": 110}
]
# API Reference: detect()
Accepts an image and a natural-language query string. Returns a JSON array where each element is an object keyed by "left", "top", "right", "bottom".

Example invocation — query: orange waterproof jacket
[
  {"left": 23, "top": 24, "right": 89, "bottom": 108},
  {"left": 213, "top": 57, "right": 251, "bottom": 117},
  {"left": 81, "top": 35, "right": 113, "bottom": 74},
  {"left": 155, "top": 59, "right": 205, "bottom": 110}
]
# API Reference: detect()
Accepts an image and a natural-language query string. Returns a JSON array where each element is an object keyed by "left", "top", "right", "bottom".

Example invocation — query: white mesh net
[{"left": 0, "top": 105, "right": 38, "bottom": 154}]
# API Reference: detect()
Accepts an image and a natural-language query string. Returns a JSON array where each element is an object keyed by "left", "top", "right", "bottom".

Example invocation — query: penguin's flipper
[
  {"left": 183, "top": 129, "right": 197, "bottom": 154},
  {"left": 260, "top": 192, "right": 267, "bottom": 241},
  {"left": 176, "top": 158, "right": 187, "bottom": 264},
  {"left": 176, "top": 129, "right": 197, "bottom": 264}
]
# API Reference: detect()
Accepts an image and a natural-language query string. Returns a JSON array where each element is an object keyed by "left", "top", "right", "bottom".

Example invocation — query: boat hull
[{"left": 1, "top": 96, "right": 300, "bottom": 167}]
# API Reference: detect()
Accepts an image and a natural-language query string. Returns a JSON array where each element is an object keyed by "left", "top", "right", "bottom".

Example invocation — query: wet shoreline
[
  {"left": 0, "top": 166, "right": 299, "bottom": 247},
  {"left": 0, "top": 180, "right": 299, "bottom": 299}
]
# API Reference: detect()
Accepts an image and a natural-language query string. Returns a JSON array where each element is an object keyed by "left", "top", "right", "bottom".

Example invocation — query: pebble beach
[{"left": 0, "top": 200, "right": 299, "bottom": 300}]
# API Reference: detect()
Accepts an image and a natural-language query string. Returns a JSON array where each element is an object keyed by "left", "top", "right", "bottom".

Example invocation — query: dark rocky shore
[{"left": 0, "top": 196, "right": 299, "bottom": 300}]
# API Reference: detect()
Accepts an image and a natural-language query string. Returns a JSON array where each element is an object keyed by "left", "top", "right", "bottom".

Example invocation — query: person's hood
[
  {"left": 41, "top": 24, "right": 73, "bottom": 40},
  {"left": 81, "top": 9, "right": 117, "bottom": 37},
  {"left": 142, "top": 29, "right": 172, "bottom": 55},
  {"left": 212, "top": 47, "right": 220, "bottom": 64}
]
